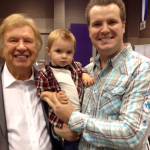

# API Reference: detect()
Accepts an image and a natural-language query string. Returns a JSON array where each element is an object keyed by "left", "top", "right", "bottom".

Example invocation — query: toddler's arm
[{"left": 40, "top": 90, "right": 68, "bottom": 104}]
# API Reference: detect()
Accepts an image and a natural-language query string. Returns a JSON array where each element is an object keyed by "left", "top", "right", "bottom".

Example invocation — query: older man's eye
[
  {"left": 25, "top": 40, "right": 31, "bottom": 43},
  {"left": 10, "top": 39, "right": 17, "bottom": 43}
]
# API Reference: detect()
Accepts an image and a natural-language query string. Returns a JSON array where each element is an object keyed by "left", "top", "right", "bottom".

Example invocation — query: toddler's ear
[
  {"left": 46, "top": 47, "right": 50, "bottom": 52},
  {"left": 46, "top": 47, "right": 51, "bottom": 56}
]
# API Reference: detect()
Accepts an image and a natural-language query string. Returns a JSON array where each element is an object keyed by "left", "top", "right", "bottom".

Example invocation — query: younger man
[
  {"left": 40, "top": 0, "right": 150, "bottom": 149},
  {"left": 35, "top": 29, "right": 94, "bottom": 150}
]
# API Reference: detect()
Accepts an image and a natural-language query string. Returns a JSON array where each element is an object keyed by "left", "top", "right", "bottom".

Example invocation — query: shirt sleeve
[
  {"left": 73, "top": 60, "right": 88, "bottom": 73},
  {"left": 35, "top": 69, "right": 50, "bottom": 97},
  {"left": 51, "top": 125, "right": 62, "bottom": 140},
  {"left": 35, "top": 68, "right": 64, "bottom": 128},
  {"left": 68, "top": 68, "right": 150, "bottom": 149},
  {"left": 81, "top": 67, "right": 88, "bottom": 73}
]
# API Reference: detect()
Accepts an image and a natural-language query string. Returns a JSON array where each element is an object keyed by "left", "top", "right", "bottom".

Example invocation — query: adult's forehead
[
  {"left": 89, "top": 4, "right": 121, "bottom": 20},
  {"left": 90, "top": 4, "right": 120, "bottom": 13},
  {"left": 4, "top": 25, "right": 35, "bottom": 36},
  {"left": 5, "top": 24, "right": 30, "bottom": 31}
]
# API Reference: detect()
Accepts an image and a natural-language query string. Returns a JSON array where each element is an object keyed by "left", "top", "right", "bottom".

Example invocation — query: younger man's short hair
[{"left": 85, "top": 0, "right": 126, "bottom": 26}]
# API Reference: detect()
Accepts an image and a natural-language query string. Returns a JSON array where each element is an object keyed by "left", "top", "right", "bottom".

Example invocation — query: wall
[
  {"left": 0, "top": 0, "right": 150, "bottom": 64},
  {"left": 124, "top": 0, "right": 150, "bottom": 48},
  {"left": 65, "top": 0, "right": 88, "bottom": 29},
  {"left": 0, "top": 0, "right": 54, "bottom": 18},
  {"left": 0, "top": 0, "right": 54, "bottom": 64}
]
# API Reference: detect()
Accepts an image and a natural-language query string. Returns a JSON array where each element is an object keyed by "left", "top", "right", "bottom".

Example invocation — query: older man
[
  {"left": 42, "top": 0, "right": 150, "bottom": 150},
  {"left": 0, "top": 14, "right": 63, "bottom": 150}
]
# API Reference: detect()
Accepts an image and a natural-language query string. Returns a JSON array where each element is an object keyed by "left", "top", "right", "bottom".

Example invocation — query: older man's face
[{"left": 3, "top": 25, "right": 38, "bottom": 78}]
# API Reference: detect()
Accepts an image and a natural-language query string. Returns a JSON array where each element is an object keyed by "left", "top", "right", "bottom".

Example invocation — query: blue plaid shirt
[{"left": 68, "top": 44, "right": 150, "bottom": 150}]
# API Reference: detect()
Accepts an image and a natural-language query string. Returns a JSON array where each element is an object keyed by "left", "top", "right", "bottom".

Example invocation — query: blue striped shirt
[{"left": 68, "top": 43, "right": 150, "bottom": 150}]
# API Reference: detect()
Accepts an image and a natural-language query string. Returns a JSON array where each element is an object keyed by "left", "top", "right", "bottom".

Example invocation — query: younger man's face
[
  {"left": 88, "top": 3, "right": 125, "bottom": 59},
  {"left": 46, "top": 38, "right": 75, "bottom": 67}
]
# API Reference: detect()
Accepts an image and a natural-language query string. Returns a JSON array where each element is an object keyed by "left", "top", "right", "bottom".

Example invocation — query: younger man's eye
[
  {"left": 94, "top": 23, "right": 100, "bottom": 26},
  {"left": 92, "top": 22, "right": 101, "bottom": 27},
  {"left": 109, "top": 20, "right": 117, "bottom": 25}
]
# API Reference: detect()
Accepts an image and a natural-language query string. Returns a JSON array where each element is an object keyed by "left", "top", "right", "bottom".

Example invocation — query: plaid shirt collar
[{"left": 93, "top": 43, "right": 133, "bottom": 70}]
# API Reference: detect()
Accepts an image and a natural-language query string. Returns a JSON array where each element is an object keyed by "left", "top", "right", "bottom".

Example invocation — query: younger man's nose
[{"left": 101, "top": 23, "right": 110, "bottom": 34}]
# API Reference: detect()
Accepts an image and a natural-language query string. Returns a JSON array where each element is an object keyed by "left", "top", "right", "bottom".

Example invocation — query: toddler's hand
[
  {"left": 82, "top": 73, "right": 95, "bottom": 87},
  {"left": 56, "top": 90, "right": 68, "bottom": 104}
]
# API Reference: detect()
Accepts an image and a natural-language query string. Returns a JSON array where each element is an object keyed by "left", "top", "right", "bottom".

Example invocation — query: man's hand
[
  {"left": 54, "top": 123, "right": 80, "bottom": 141},
  {"left": 82, "top": 73, "right": 94, "bottom": 87},
  {"left": 41, "top": 92, "right": 75, "bottom": 124}
]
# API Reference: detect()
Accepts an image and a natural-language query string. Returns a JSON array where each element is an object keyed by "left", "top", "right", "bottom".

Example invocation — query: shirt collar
[
  {"left": 49, "top": 61, "right": 70, "bottom": 69},
  {"left": 93, "top": 54, "right": 101, "bottom": 69},
  {"left": 110, "top": 43, "right": 133, "bottom": 68},
  {"left": 3, "top": 63, "right": 35, "bottom": 88},
  {"left": 94, "top": 43, "right": 133, "bottom": 69}
]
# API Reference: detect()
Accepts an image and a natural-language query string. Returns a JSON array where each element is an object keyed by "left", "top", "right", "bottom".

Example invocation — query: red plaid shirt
[{"left": 35, "top": 60, "right": 87, "bottom": 128}]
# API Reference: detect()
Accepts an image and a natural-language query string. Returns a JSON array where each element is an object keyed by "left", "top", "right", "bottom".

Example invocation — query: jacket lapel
[{"left": 0, "top": 65, "right": 8, "bottom": 137}]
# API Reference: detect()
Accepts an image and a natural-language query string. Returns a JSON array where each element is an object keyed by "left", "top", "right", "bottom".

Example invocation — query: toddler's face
[{"left": 47, "top": 38, "right": 75, "bottom": 67}]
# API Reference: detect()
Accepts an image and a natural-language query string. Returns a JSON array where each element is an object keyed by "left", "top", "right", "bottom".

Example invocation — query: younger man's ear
[
  {"left": 46, "top": 47, "right": 51, "bottom": 56},
  {"left": 122, "top": 21, "right": 126, "bottom": 34}
]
